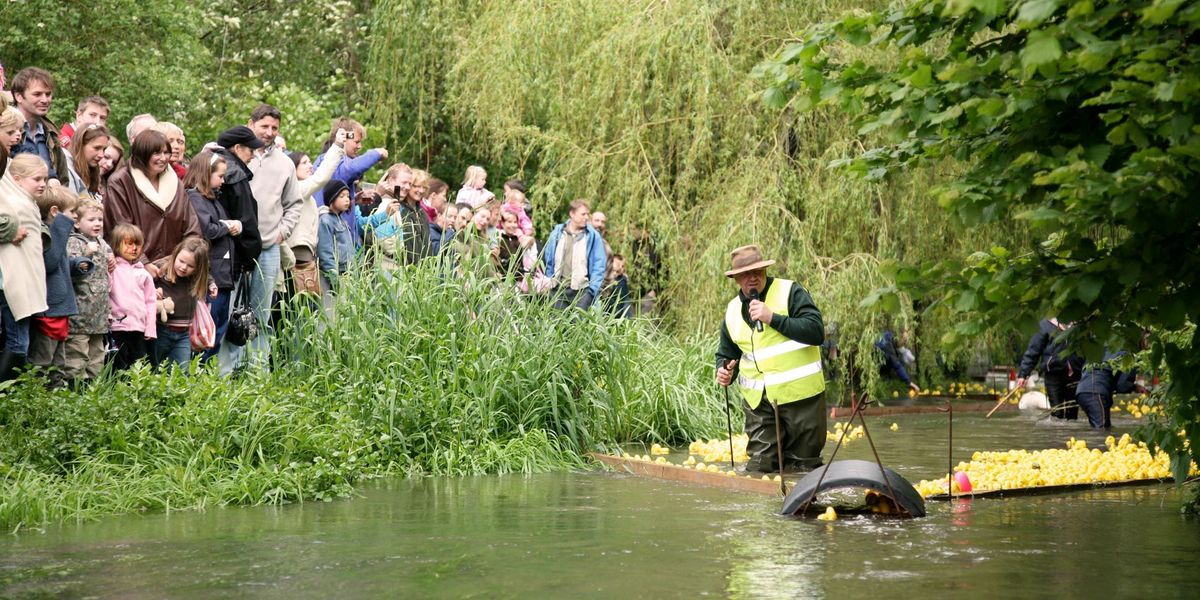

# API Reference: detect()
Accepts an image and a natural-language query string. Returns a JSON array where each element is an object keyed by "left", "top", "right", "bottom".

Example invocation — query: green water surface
[{"left": 3, "top": 412, "right": 1198, "bottom": 598}]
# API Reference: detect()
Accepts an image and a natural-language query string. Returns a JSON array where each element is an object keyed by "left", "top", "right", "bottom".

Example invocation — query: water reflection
[{"left": 2, "top": 415, "right": 1199, "bottom": 598}]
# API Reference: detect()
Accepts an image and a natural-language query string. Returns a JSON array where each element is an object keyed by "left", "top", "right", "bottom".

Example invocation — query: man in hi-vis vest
[{"left": 715, "top": 245, "right": 826, "bottom": 472}]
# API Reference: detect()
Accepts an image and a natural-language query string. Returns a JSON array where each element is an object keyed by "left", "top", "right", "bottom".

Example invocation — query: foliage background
[{"left": 1, "top": 0, "right": 1026, "bottom": 392}]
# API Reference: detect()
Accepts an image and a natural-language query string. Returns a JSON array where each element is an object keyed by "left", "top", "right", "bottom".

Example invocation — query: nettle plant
[{"left": 758, "top": 0, "right": 1200, "bottom": 486}]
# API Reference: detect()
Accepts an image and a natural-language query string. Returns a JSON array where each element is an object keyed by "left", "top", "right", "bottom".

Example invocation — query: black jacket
[
  {"left": 187, "top": 188, "right": 236, "bottom": 289},
  {"left": 397, "top": 201, "right": 432, "bottom": 266},
  {"left": 212, "top": 148, "right": 262, "bottom": 272},
  {"left": 1018, "top": 319, "right": 1084, "bottom": 379}
]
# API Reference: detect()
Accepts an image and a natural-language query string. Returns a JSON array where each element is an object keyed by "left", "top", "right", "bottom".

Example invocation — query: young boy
[
  {"left": 64, "top": 199, "right": 112, "bottom": 384},
  {"left": 29, "top": 187, "right": 92, "bottom": 388},
  {"left": 317, "top": 179, "right": 354, "bottom": 305}
]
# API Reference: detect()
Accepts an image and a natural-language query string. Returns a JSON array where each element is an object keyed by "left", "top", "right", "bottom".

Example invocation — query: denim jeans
[
  {"left": 151, "top": 327, "right": 192, "bottom": 373},
  {"left": 0, "top": 291, "right": 31, "bottom": 354},
  {"left": 552, "top": 287, "right": 595, "bottom": 311},
  {"left": 218, "top": 243, "right": 279, "bottom": 375},
  {"left": 201, "top": 288, "right": 232, "bottom": 363}
]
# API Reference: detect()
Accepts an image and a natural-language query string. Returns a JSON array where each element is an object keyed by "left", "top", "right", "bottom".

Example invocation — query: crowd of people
[{"left": 0, "top": 64, "right": 635, "bottom": 387}]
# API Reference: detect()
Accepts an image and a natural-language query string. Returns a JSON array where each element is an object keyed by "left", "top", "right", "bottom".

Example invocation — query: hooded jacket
[
  {"left": 211, "top": 147, "right": 262, "bottom": 272},
  {"left": 317, "top": 179, "right": 353, "bottom": 281}
]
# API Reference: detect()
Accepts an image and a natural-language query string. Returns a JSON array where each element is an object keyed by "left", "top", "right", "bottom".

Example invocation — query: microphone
[{"left": 749, "top": 289, "right": 763, "bottom": 332}]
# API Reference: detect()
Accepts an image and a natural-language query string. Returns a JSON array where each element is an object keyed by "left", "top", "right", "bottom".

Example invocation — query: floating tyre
[{"left": 780, "top": 459, "right": 926, "bottom": 518}]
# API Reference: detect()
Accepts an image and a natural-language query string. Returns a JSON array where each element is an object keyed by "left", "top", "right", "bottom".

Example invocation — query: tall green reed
[{"left": 0, "top": 262, "right": 723, "bottom": 530}]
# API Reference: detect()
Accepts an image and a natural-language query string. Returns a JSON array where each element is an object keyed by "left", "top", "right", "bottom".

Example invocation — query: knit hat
[{"left": 322, "top": 179, "right": 349, "bottom": 205}]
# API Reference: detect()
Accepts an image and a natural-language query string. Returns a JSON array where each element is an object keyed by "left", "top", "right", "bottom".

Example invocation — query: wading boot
[{"left": 0, "top": 351, "right": 27, "bottom": 383}]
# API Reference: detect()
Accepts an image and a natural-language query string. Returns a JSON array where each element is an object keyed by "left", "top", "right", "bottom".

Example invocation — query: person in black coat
[
  {"left": 1016, "top": 318, "right": 1084, "bottom": 420},
  {"left": 213, "top": 127, "right": 262, "bottom": 274}
]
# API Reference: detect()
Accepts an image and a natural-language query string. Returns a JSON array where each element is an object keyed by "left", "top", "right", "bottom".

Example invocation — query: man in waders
[{"left": 715, "top": 245, "right": 826, "bottom": 472}]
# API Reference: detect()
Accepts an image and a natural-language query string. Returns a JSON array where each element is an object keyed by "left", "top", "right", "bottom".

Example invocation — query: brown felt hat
[{"left": 724, "top": 245, "right": 776, "bottom": 277}]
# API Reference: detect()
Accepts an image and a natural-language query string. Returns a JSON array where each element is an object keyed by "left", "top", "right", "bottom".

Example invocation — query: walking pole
[
  {"left": 768, "top": 392, "right": 786, "bottom": 496},
  {"left": 986, "top": 385, "right": 1022, "bottom": 418},
  {"left": 722, "top": 360, "right": 737, "bottom": 470}
]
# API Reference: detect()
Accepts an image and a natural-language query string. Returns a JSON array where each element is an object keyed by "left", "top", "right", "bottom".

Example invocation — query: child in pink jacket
[{"left": 108, "top": 223, "right": 157, "bottom": 370}]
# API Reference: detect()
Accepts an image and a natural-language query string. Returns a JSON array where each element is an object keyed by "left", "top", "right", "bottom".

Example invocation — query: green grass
[{"left": 0, "top": 263, "right": 725, "bottom": 531}]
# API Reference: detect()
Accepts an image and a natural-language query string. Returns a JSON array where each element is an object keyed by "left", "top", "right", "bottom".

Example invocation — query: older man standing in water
[{"left": 715, "top": 245, "right": 827, "bottom": 473}]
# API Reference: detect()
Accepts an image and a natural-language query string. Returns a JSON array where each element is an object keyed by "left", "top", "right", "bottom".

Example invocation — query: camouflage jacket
[{"left": 66, "top": 232, "right": 113, "bottom": 334}]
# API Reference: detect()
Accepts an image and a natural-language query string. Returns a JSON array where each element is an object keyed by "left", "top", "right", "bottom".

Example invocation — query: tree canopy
[{"left": 759, "top": 0, "right": 1200, "bottom": 482}]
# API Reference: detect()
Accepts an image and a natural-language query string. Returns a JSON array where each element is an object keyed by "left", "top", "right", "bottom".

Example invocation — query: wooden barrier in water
[
  {"left": 925, "top": 477, "right": 1172, "bottom": 500},
  {"left": 590, "top": 453, "right": 787, "bottom": 496},
  {"left": 829, "top": 398, "right": 1013, "bottom": 418}
]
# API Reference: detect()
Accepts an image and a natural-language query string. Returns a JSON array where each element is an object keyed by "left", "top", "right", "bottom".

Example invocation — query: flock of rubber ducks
[{"left": 912, "top": 433, "right": 1197, "bottom": 498}]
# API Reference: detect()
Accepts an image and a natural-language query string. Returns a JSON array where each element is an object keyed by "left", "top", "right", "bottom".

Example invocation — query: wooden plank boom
[
  {"left": 925, "top": 477, "right": 1171, "bottom": 500},
  {"left": 590, "top": 453, "right": 785, "bottom": 496}
]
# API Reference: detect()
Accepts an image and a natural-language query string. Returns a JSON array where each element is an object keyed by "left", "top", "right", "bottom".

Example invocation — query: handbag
[
  {"left": 190, "top": 300, "right": 216, "bottom": 351},
  {"left": 224, "top": 273, "right": 259, "bottom": 347},
  {"left": 291, "top": 259, "right": 321, "bottom": 295}
]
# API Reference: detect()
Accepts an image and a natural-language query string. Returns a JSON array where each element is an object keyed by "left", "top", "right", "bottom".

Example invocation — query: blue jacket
[
  {"left": 875, "top": 329, "right": 913, "bottom": 385},
  {"left": 312, "top": 150, "right": 384, "bottom": 248},
  {"left": 543, "top": 223, "right": 606, "bottom": 296},
  {"left": 1077, "top": 350, "right": 1137, "bottom": 399},
  {"left": 317, "top": 207, "right": 354, "bottom": 283},
  {"left": 42, "top": 213, "right": 92, "bottom": 317}
]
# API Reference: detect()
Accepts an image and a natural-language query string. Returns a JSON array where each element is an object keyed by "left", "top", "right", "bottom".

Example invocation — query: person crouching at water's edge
[{"left": 714, "top": 245, "right": 826, "bottom": 473}]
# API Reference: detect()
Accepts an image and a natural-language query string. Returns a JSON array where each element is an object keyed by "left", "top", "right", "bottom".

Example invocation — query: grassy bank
[{"left": 0, "top": 266, "right": 724, "bottom": 531}]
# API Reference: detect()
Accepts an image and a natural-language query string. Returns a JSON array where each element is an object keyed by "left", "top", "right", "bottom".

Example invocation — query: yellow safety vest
[{"left": 725, "top": 279, "right": 825, "bottom": 409}]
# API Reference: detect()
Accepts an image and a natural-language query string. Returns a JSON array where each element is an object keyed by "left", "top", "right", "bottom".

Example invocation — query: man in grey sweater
[{"left": 236, "top": 103, "right": 303, "bottom": 372}]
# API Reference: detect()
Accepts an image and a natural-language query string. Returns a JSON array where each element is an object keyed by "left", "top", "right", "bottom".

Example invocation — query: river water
[{"left": 3, "top": 412, "right": 1199, "bottom": 598}]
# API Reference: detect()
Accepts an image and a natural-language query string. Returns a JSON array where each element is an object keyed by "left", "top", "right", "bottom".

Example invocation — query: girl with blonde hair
[
  {"left": 0, "top": 155, "right": 50, "bottom": 380},
  {"left": 455, "top": 165, "right": 494, "bottom": 209},
  {"left": 0, "top": 106, "right": 27, "bottom": 176}
]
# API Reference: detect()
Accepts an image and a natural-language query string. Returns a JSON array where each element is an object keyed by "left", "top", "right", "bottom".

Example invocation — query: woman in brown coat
[{"left": 103, "top": 130, "right": 201, "bottom": 277}]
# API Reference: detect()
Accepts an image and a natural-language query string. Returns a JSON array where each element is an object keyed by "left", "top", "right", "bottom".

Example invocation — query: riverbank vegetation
[
  {"left": 0, "top": 267, "right": 722, "bottom": 531},
  {"left": 2, "top": 0, "right": 1030, "bottom": 391},
  {"left": 759, "top": 0, "right": 1200, "bottom": 502}
]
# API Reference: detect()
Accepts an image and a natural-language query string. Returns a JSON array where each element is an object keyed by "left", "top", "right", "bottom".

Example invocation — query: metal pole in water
[{"left": 947, "top": 400, "right": 954, "bottom": 498}]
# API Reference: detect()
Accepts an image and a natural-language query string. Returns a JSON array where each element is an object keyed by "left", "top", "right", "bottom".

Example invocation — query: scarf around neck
[{"left": 131, "top": 167, "right": 179, "bottom": 212}]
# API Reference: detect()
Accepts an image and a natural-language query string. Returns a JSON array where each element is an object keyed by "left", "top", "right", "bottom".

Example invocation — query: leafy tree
[
  {"left": 0, "top": 0, "right": 206, "bottom": 133},
  {"left": 759, "top": 0, "right": 1200, "bottom": 489}
]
